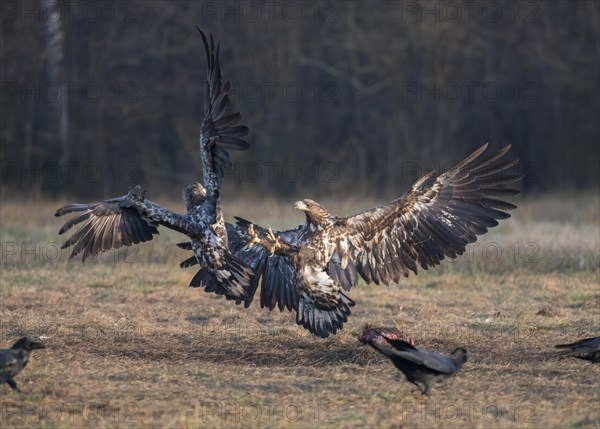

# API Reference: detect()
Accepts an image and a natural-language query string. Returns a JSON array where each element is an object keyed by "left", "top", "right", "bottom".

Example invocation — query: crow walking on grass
[
  {"left": 0, "top": 337, "right": 46, "bottom": 392},
  {"left": 555, "top": 336, "right": 600, "bottom": 362},
  {"left": 359, "top": 326, "right": 467, "bottom": 396}
]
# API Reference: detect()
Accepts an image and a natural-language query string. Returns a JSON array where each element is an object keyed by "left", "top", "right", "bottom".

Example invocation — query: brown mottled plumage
[
  {"left": 226, "top": 144, "right": 522, "bottom": 338},
  {"left": 55, "top": 29, "right": 253, "bottom": 301}
]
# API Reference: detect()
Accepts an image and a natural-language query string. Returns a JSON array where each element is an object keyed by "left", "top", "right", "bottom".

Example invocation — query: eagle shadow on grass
[{"left": 85, "top": 332, "right": 377, "bottom": 367}]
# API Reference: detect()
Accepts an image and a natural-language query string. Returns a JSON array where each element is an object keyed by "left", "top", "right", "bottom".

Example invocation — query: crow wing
[
  {"left": 0, "top": 350, "right": 19, "bottom": 378},
  {"left": 370, "top": 340, "right": 458, "bottom": 374},
  {"left": 388, "top": 347, "right": 460, "bottom": 374},
  {"left": 555, "top": 336, "right": 600, "bottom": 361},
  {"left": 555, "top": 336, "right": 600, "bottom": 353},
  {"left": 381, "top": 337, "right": 418, "bottom": 352},
  {"left": 334, "top": 144, "right": 522, "bottom": 286},
  {"left": 56, "top": 186, "right": 191, "bottom": 261},
  {"left": 197, "top": 27, "right": 249, "bottom": 198}
]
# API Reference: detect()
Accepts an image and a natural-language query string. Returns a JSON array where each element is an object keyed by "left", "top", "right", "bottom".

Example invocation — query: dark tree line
[{"left": 1, "top": 0, "right": 598, "bottom": 199}]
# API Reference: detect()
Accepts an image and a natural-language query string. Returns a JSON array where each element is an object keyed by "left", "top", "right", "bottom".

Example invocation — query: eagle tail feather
[
  {"left": 296, "top": 293, "right": 356, "bottom": 338},
  {"left": 180, "top": 255, "right": 199, "bottom": 268},
  {"left": 188, "top": 253, "right": 254, "bottom": 304},
  {"left": 176, "top": 241, "right": 193, "bottom": 250}
]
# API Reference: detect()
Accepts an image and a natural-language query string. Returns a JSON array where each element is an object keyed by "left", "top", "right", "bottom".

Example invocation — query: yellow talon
[
  {"left": 247, "top": 224, "right": 261, "bottom": 249},
  {"left": 246, "top": 224, "right": 281, "bottom": 255},
  {"left": 267, "top": 226, "right": 277, "bottom": 241},
  {"left": 266, "top": 226, "right": 281, "bottom": 256}
]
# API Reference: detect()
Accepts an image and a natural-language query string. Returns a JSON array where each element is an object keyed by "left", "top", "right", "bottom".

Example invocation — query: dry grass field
[{"left": 1, "top": 193, "right": 599, "bottom": 428}]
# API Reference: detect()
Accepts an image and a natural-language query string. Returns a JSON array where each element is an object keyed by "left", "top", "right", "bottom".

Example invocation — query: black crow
[
  {"left": 555, "top": 336, "right": 600, "bottom": 362},
  {"left": 359, "top": 325, "right": 416, "bottom": 347},
  {"left": 0, "top": 337, "right": 46, "bottom": 392},
  {"left": 359, "top": 327, "right": 467, "bottom": 396}
]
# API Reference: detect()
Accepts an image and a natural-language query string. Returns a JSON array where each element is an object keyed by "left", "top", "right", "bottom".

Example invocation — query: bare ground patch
[{"left": 1, "top": 195, "right": 599, "bottom": 428}]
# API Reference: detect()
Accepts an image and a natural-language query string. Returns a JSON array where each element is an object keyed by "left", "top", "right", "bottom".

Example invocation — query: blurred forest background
[{"left": 1, "top": 0, "right": 599, "bottom": 200}]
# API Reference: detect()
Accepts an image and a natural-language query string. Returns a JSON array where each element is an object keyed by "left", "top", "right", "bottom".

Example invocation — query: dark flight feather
[
  {"left": 196, "top": 26, "right": 249, "bottom": 196},
  {"left": 55, "top": 29, "right": 256, "bottom": 303},
  {"left": 218, "top": 144, "right": 521, "bottom": 338}
]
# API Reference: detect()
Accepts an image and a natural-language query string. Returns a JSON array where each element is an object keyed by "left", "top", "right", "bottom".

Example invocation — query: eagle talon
[
  {"left": 267, "top": 226, "right": 277, "bottom": 241},
  {"left": 268, "top": 241, "right": 280, "bottom": 256},
  {"left": 247, "top": 224, "right": 261, "bottom": 249},
  {"left": 266, "top": 226, "right": 281, "bottom": 256}
]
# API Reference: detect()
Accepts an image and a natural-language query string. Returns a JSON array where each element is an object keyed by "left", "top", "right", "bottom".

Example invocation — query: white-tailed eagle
[
  {"left": 216, "top": 144, "right": 522, "bottom": 337},
  {"left": 55, "top": 28, "right": 253, "bottom": 301}
]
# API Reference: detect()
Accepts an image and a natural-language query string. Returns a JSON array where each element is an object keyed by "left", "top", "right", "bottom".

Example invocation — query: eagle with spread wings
[
  {"left": 55, "top": 28, "right": 253, "bottom": 301},
  {"left": 205, "top": 144, "right": 521, "bottom": 338}
]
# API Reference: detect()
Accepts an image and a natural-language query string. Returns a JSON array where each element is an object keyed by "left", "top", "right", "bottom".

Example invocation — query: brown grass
[{"left": 0, "top": 194, "right": 599, "bottom": 428}]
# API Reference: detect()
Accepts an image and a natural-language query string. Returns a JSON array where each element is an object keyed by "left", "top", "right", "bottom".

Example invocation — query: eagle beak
[
  {"left": 293, "top": 201, "right": 307, "bottom": 211},
  {"left": 31, "top": 342, "right": 46, "bottom": 350}
]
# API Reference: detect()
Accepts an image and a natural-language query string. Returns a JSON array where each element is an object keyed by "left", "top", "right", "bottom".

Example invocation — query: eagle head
[
  {"left": 293, "top": 199, "right": 331, "bottom": 226},
  {"left": 182, "top": 182, "right": 207, "bottom": 211}
]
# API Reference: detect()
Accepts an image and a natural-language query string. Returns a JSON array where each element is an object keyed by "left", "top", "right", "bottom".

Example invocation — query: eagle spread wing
[
  {"left": 197, "top": 26, "right": 249, "bottom": 198},
  {"left": 56, "top": 185, "right": 252, "bottom": 300},
  {"left": 228, "top": 217, "right": 302, "bottom": 309},
  {"left": 219, "top": 144, "right": 521, "bottom": 338},
  {"left": 226, "top": 219, "right": 356, "bottom": 338},
  {"left": 181, "top": 219, "right": 301, "bottom": 310},
  {"left": 334, "top": 143, "right": 521, "bottom": 286},
  {"left": 55, "top": 29, "right": 255, "bottom": 301},
  {"left": 171, "top": 29, "right": 254, "bottom": 301},
  {"left": 55, "top": 186, "right": 190, "bottom": 261}
]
